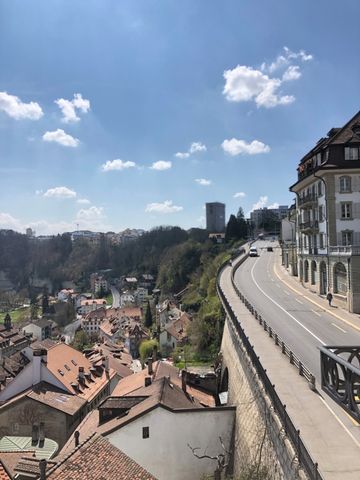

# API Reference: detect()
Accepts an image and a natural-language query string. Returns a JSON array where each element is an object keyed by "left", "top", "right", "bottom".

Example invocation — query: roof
[
  {"left": 46, "top": 343, "right": 116, "bottom": 401},
  {"left": 30, "top": 338, "right": 56, "bottom": 351},
  {"left": 0, "top": 461, "right": 11, "bottom": 480},
  {"left": 24, "top": 318, "right": 52, "bottom": 329},
  {"left": 47, "top": 434, "right": 157, "bottom": 480},
  {"left": 0, "top": 351, "right": 29, "bottom": 384},
  {"left": 14, "top": 457, "right": 57, "bottom": 478},
  {"left": 164, "top": 313, "right": 191, "bottom": 342},
  {"left": 80, "top": 299, "right": 107, "bottom": 306},
  {"left": 27, "top": 382, "right": 87, "bottom": 415},
  {"left": 0, "top": 435, "right": 58, "bottom": 459}
]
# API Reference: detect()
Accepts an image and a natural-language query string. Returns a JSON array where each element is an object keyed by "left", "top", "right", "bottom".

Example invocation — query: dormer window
[{"left": 345, "top": 146, "right": 360, "bottom": 161}]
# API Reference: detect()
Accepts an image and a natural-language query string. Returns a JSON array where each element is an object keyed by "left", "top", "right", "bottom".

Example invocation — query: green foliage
[
  {"left": 139, "top": 339, "right": 158, "bottom": 363},
  {"left": 71, "top": 330, "right": 91, "bottom": 352},
  {"left": 226, "top": 213, "right": 248, "bottom": 242},
  {"left": 144, "top": 300, "right": 153, "bottom": 328},
  {"left": 53, "top": 302, "right": 75, "bottom": 327}
]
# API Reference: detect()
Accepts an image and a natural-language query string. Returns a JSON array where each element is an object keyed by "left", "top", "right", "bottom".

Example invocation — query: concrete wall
[
  {"left": 106, "top": 405, "right": 235, "bottom": 480},
  {"left": 220, "top": 318, "right": 305, "bottom": 480}
]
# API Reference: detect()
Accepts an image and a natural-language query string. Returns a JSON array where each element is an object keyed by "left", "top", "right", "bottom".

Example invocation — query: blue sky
[{"left": 0, "top": 0, "right": 359, "bottom": 234}]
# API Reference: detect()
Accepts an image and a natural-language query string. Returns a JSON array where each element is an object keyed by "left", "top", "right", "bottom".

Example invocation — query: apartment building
[
  {"left": 206, "top": 202, "right": 226, "bottom": 233},
  {"left": 290, "top": 110, "right": 360, "bottom": 312}
]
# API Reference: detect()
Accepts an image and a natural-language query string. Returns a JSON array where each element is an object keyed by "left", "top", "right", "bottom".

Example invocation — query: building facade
[
  {"left": 290, "top": 111, "right": 360, "bottom": 313},
  {"left": 205, "top": 202, "right": 225, "bottom": 233}
]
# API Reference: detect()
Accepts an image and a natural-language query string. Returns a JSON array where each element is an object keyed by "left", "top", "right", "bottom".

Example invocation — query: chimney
[
  {"left": 144, "top": 376, "right": 152, "bottom": 387},
  {"left": 147, "top": 358, "right": 153, "bottom": 375},
  {"left": 39, "top": 459, "right": 47, "bottom": 480},
  {"left": 152, "top": 345, "right": 157, "bottom": 363},
  {"left": 74, "top": 430, "right": 80, "bottom": 447},
  {"left": 31, "top": 424, "right": 39, "bottom": 444},
  {"left": 39, "top": 422, "right": 45, "bottom": 445},
  {"left": 32, "top": 349, "right": 47, "bottom": 385},
  {"left": 103, "top": 356, "right": 110, "bottom": 374},
  {"left": 181, "top": 370, "right": 187, "bottom": 394},
  {"left": 78, "top": 367, "right": 85, "bottom": 385}
]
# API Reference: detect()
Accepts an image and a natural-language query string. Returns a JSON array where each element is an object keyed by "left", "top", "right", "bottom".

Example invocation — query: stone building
[{"left": 290, "top": 110, "right": 360, "bottom": 312}]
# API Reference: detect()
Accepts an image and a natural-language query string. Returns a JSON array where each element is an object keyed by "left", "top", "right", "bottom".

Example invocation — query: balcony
[
  {"left": 298, "top": 193, "right": 318, "bottom": 208},
  {"left": 299, "top": 220, "right": 319, "bottom": 233},
  {"left": 329, "top": 246, "right": 360, "bottom": 256}
]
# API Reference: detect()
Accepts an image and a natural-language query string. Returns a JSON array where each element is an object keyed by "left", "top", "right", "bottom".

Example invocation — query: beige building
[{"left": 290, "top": 110, "right": 360, "bottom": 312}]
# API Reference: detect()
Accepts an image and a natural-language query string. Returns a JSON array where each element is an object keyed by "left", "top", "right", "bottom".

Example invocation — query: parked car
[{"left": 249, "top": 247, "right": 258, "bottom": 257}]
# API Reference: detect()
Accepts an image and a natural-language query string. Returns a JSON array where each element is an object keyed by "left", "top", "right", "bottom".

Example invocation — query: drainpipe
[{"left": 313, "top": 172, "right": 330, "bottom": 293}]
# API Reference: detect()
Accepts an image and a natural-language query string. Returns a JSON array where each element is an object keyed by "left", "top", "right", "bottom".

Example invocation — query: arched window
[
  {"left": 320, "top": 262, "right": 327, "bottom": 295},
  {"left": 304, "top": 260, "right": 309, "bottom": 283},
  {"left": 334, "top": 263, "right": 347, "bottom": 295},
  {"left": 311, "top": 261, "right": 317, "bottom": 285},
  {"left": 339, "top": 176, "right": 351, "bottom": 193}
]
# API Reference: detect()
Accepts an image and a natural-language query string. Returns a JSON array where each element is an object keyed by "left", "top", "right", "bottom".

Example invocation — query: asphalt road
[
  {"left": 111, "top": 286, "right": 120, "bottom": 308},
  {"left": 233, "top": 240, "right": 360, "bottom": 381}
]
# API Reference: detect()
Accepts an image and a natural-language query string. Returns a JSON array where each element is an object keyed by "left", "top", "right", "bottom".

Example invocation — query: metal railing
[
  {"left": 298, "top": 193, "right": 318, "bottom": 207},
  {"left": 329, "top": 245, "right": 360, "bottom": 256},
  {"left": 217, "top": 256, "right": 322, "bottom": 480}
]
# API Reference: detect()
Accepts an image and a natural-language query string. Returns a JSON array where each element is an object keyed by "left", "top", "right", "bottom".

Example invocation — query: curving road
[{"left": 233, "top": 240, "right": 360, "bottom": 381}]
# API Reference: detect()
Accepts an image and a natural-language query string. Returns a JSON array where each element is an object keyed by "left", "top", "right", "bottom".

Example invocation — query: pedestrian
[{"left": 326, "top": 291, "right": 333, "bottom": 307}]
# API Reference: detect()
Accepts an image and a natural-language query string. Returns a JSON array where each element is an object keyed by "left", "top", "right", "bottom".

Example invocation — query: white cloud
[
  {"left": 0, "top": 212, "right": 23, "bottom": 230},
  {"left": 175, "top": 152, "right": 190, "bottom": 159},
  {"left": 145, "top": 200, "right": 183, "bottom": 214},
  {"left": 77, "top": 206, "right": 104, "bottom": 221},
  {"left": 251, "top": 196, "right": 268, "bottom": 211},
  {"left": 189, "top": 142, "right": 207, "bottom": 154},
  {"left": 282, "top": 65, "right": 301, "bottom": 82},
  {"left": 223, "top": 65, "right": 294, "bottom": 108},
  {"left": 43, "top": 186, "right": 77, "bottom": 199},
  {"left": 175, "top": 141, "right": 207, "bottom": 159},
  {"left": 195, "top": 178, "right": 212, "bottom": 186},
  {"left": 42, "top": 129, "right": 80, "bottom": 147},
  {"left": 222, "top": 138, "right": 270, "bottom": 156},
  {"left": 150, "top": 160, "right": 172, "bottom": 171},
  {"left": 55, "top": 93, "right": 90, "bottom": 123},
  {"left": 233, "top": 192, "right": 246, "bottom": 198},
  {"left": 77, "top": 198, "right": 91, "bottom": 205},
  {"left": 0, "top": 91, "right": 43, "bottom": 120},
  {"left": 101, "top": 159, "right": 136, "bottom": 172},
  {"left": 268, "top": 202, "right": 280, "bottom": 209},
  {"left": 223, "top": 47, "right": 312, "bottom": 108}
]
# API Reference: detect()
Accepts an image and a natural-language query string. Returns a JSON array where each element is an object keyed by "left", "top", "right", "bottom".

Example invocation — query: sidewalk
[
  {"left": 273, "top": 253, "right": 360, "bottom": 335},
  {"left": 220, "top": 264, "right": 360, "bottom": 480}
]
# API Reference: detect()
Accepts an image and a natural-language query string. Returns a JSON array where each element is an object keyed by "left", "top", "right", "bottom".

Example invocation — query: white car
[{"left": 249, "top": 247, "right": 258, "bottom": 257}]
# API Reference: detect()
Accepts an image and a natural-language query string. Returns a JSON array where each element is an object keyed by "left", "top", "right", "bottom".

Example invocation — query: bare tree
[{"left": 188, "top": 436, "right": 231, "bottom": 480}]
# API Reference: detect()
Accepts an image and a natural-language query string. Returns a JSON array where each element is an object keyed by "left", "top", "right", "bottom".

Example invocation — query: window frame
[
  {"left": 344, "top": 146, "right": 360, "bottom": 161},
  {"left": 142, "top": 426, "right": 150, "bottom": 439},
  {"left": 341, "top": 202, "right": 352, "bottom": 220},
  {"left": 339, "top": 175, "right": 352, "bottom": 193},
  {"left": 341, "top": 230, "right": 353, "bottom": 246}
]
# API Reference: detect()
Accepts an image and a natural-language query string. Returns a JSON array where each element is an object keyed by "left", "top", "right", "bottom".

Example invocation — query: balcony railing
[
  {"left": 298, "top": 193, "right": 318, "bottom": 207},
  {"left": 329, "top": 246, "right": 360, "bottom": 256},
  {"left": 299, "top": 220, "right": 319, "bottom": 232}
]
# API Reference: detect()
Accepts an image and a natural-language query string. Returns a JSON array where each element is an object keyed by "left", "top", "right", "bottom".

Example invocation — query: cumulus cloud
[
  {"left": 42, "top": 129, "right": 80, "bottom": 147},
  {"left": 0, "top": 212, "right": 22, "bottom": 230},
  {"left": 175, "top": 141, "right": 207, "bottom": 158},
  {"left": 268, "top": 202, "right": 280, "bottom": 209},
  {"left": 77, "top": 198, "right": 91, "bottom": 205},
  {"left": 0, "top": 213, "right": 74, "bottom": 235},
  {"left": 233, "top": 192, "right": 246, "bottom": 198},
  {"left": 175, "top": 152, "right": 190, "bottom": 159},
  {"left": 55, "top": 93, "right": 90, "bottom": 123},
  {"left": 145, "top": 200, "right": 183, "bottom": 214},
  {"left": 43, "top": 186, "right": 77, "bottom": 199},
  {"left": 101, "top": 159, "right": 136, "bottom": 172},
  {"left": 77, "top": 206, "right": 104, "bottom": 221},
  {"left": 223, "top": 47, "right": 312, "bottom": 108},
  {"left": 195, "top": 178, "right": 212, "bottom": 186},
  {"left": 222, "top": 138, "right": 270, "bottom": 156},
  {"left": 251, "top": 195, "right": 268, "bottom": 211},
  {"left": 150, "top": 160, "right": 172, "bottom": 171},
  {"left": 0, "top": 91, "right": 43, "bottom": 120}
]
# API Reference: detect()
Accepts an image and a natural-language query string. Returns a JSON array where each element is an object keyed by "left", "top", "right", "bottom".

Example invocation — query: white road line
[
  {"left": 295, "top": 298, "right": 303, "bottom": 305},
  {"left": 332, "top": 323, "right": 347, "bottom": 333},
  {"left": 250, "top": 258, "right": 326, "bottom": 345},
  {"left": 319, "top": 397, "right": 360, "bottom": 449},
  {"left": 311, "top": 309, "right": 321, "bottom": 317}
]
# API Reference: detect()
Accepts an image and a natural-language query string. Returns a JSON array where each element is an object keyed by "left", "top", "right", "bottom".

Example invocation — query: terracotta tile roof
[
  {"left": 46, "top": 343, "right": 116, "bottom": 402},
  {"left": 106, "top": 306, "right": 142, "bottom": 320},
  {"left": 30, "top": 338, "right": 56, "bottom": 351},
  {"left": 0, "top": 461, "right": 11, "bottom": 480},
  {"left": 80, "top": 299, "right": 107, "bottom": 306},
  {"left": 48, "top": 434, "right": 157, "bottom": 480},
  {"left": 14, "top": 457, "right": 57, "bottom": 477},
  {"left": 164, "top": 313, "right": 191, "bottom": 342},
  {"left": 27, "top": 382, "right": 87, "bottom": 415}
]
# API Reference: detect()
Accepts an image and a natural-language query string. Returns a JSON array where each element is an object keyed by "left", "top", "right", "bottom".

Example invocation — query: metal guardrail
[{"left": 217, "top": 256, "right": 322, "bottom": 480}]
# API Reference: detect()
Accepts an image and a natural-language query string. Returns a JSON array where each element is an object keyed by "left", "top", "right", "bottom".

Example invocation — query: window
[
  {"left": 318, "top": 205, "right": 324, "bottom": 222},
  {"left": 342, "top": 231, "right": 353, "bottom": 246},
  {"left": 341, "top": 202, "right": 352, "bottom": 219},
  {"left": 345, "top": 146, "right": 360, "bottom": 161},
  {"left": 319, "top": 234, "right": 324, "bottom": 249},
  {"left": 142, "top": 427, "right": 149, "bottom": 439},
  {"left": 317, "top": 182, "right": 322, "bottom": 196},
  {"left": 340, "top": 176, "right": 351, "bottom": 193}
]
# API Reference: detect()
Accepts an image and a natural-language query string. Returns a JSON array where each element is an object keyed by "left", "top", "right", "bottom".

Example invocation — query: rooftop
[{"left": 0, "top": 435, "right": 58, "bottom": 459}]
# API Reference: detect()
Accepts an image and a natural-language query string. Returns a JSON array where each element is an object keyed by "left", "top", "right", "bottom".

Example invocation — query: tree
[
  {"left": 71, "top": 330, "right": 90, "bottom": 352},
  {"left": 139, "top": 339, "right": 158, "bottom": 363},
  {"left": 144, "top": 300, "right": 153, "bottom": 328},
  {"left": 225, "top": 214, "right": 242, "bottom": 242},
  {"left": 42, "top": 288, "right": 50, "bottom": 315}
]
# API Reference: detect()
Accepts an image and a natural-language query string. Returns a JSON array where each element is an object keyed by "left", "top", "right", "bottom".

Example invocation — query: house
[
  {"left": 22, "top": 318, "right": 53, "bottom": 341},
  {"left": 74, "top": 292, "right": 92, "bottom": 310},
  {"left": 157, "top": 300, "right": 182, "bottom": 328},
  {"left": 120, "top": 291, "right": 135, "bottom": 307},
  {"left": 79, "top": 298, "right": 107, "bottom": 315},
  {"left": 85, "top": 340, "right": 134, "bottom": 380},
  {"left": 63, "top": 361, "right": 235, "bottom": 480},
  {"left": 90, "top": 273, "right": 109, "bottom": 295},
  {"left": 289, "top": 110, "right": 360, "bottom": 312},
  {"left": 124, "top": 324, "right": 149, "bottom": 359},
  {"left": 159, "top": 312, "right": 191, "bottom": 351},
  {"left": 139, "top": 274, "right": 155, "bottom": 290},
  {"left": 81, "top": 307, "right": 107, "bottom": 336},
  {"left": 135, "top": 287, "right": 148, "bottom": 306},
  {"left": 0, "top": 314, "right": 31, "bottom": 358},
  {"left": 57, "top": 289, "right": 74, "bottom": 302},
  {"left": 0, "top": 343, "right": 118, "bottom": 448}
]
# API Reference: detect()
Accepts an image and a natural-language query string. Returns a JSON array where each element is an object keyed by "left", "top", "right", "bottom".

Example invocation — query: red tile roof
[{"left": 0, "top": 461, "right": 11, "bottom": 480}]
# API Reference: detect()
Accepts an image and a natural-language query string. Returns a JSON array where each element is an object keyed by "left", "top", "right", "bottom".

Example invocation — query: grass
[
  {"left": 0, "top": 306, "right": 31, "bottom": 324},
  {"left": 105, "top": 293, "right": 113, "bottom": 306}
]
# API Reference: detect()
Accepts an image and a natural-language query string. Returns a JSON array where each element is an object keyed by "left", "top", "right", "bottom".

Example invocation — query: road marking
[
  {"left": 311, "top": 309, "right": 321, "bottom": 317},
  {"left": 273, "top": 260, "right": 360, "bottom": 334},
  {"left": 250, "top": 258, "right": 326, "bottom": 345},
  {"left": 332, "top": 323, "right": 346, "bottom": 333},
  {"left": 295, "top": 298, "right": 303, "bottom": 305},
  {"left": 319, "top": 397, "right": 360, "bottom": 448}
]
